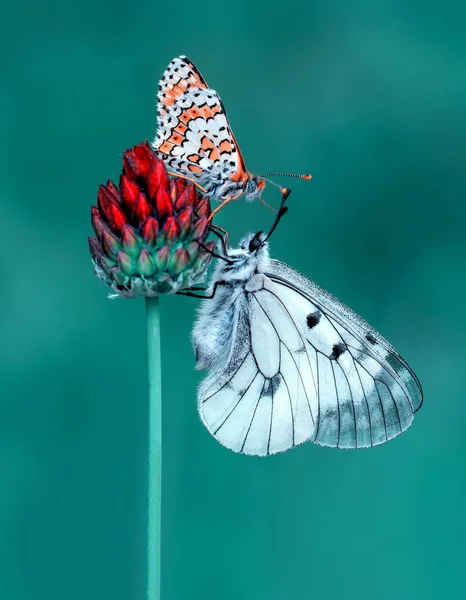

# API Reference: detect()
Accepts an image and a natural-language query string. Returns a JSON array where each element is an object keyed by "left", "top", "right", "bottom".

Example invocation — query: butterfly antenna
[
  {"left": 262, "top": 172, "right": 312, "bottom": 181},
  {"left": 262, "top": 189, "right": 290, "bottom": 244}
]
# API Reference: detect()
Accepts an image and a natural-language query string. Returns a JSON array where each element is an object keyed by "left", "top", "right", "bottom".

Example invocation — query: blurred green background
[{"left": 1, "top": 1, "right": 465, "bottom": 598}]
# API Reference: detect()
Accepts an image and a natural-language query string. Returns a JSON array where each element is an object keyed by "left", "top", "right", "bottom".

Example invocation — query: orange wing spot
[
  {"left": 203, "top": 105, "right": 220, "bottom": 120},
  {"left": 199, "top": 137, "right": 220, "bottom": 161},
  {"left": 168, "top": 132, "right": 185, "bottom": 144},
  {"left": 201, "top": 137, "right": 215, "bottom": 151},
  {"left": 212, "top": 104, "right": 221, "bottom": 115},
  {"left": 187, "top": 154, "right": 201, "bottom": 163},
  {"left": 175, "top": 123, "right": 188, "bottom": 135},
  {"left": 179, "top": 111, "right": 190, "bottom": 124},
  {"left": 163, "top": 81, "right": 189, "bottom": 108},
  {"left": 219, "top": 140, "right": 232, "bottom": 154},
  {"left": 159, "top": 141, "right": 174, "bottom": 153},
  {"left": 188, "top": 164, "right": 203, "bottom": 173},
  {"left": 210, "top": 147, "right": 220, "bottom": 162},
  {"left": 190, "top": 107, "right": 201, "bottom": 118},
  {"left": 163, "top": 94, "right": 176, "bottom": 108}
]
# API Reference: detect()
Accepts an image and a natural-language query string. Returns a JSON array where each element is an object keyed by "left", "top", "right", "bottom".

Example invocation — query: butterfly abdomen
[{"left": 192, "top": 283, "right": 246, "bottom": 371}]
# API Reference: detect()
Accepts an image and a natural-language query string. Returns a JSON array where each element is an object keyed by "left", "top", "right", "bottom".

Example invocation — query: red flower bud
[
  {"left": 121, "top": 224, "right": 140, "bottom": 258},
  {"left": 170, "top": 177, "right": 185, "bottom": 201},
  {"left": 106, "top": 180, "right": 120, "bottom": 202},
  {"left": 120, "top": 174, "right": 140, "bottom": 212},
  {"left": 147, "top": 159, "right": 170, "bottom": 200},
  {"left": 101, "top": 227, "right": 120, "bottom": 260},
  {"left": 117, "top": 250, "right": 135, "bottom": 276},
  {"left": 123, "top": 141, "right": 154, "bottom": 180},
  {"left": 154, "top": 187, "right": 173, "bottom": 221},
  {"left": 140, "top": 217, "right": 159, "bottom": 248},
  {"left": 134, "top": 192, "right": 153, "bottom": 223},
  {"left": 162, "top": 216, "right": 180, "bottom": 243},
  {"left": 97, "top": 184, "right": 117, "bottom": 218},
  {"left": 191, "top": 216, "right": 208, "bottom": 240},
  {"left": 196, "top": 198, "right": 211, "bottom": 219},
  {"left": 175, "top": 183, "right": 197, "bottom": 211},
  {"left": 177, "top": 207, "right": 193, "bottom": 239},
  {"left": 89, "top": 140, "right": 214, "bottom": 297},
  {"left": 91, "top": 206, "right": 106, "bottom": 240}
]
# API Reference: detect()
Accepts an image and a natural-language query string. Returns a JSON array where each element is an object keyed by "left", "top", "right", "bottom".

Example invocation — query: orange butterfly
[{"left": 152, "top": 56, "right": 311, "bottom": 218}]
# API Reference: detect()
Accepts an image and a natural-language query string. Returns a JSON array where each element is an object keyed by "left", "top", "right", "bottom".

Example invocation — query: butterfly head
[
  {"left": 244, "top": 177, "right": 266, "bottom": 201},
  {"left": 211, "top": 191, "right": 289, "bottom": 282},
  {"left": 216, "top": 232, "right": 270, "bottom": 282}
]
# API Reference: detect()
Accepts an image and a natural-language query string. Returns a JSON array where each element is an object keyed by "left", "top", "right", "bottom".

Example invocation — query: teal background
[{"left": 1, "top": 1, "right": 465, "bottom": 599}]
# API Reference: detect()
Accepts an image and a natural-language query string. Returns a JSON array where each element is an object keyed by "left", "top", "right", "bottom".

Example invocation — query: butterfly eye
[
  {"left": 246, "top": 180, "right": 257, "bottom": 194},
  {"left": 248, "top": 233, "right": 263, "bottom": 253}
]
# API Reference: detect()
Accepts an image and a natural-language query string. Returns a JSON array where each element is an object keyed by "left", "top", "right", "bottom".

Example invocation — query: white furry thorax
[
  {"left": 191, "top": 233, "right": 270, "bottom": 371},
  {"left": 213, "top": 232, "right": 271, "bottom": 283}
]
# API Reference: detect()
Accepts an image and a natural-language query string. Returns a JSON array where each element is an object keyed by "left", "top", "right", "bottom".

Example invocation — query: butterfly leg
[
  {"left": 197, "top": 240, "right": 231, "bottom": 263},
  {"left": 258, "top": 196, "right": 278, "bottom": 213},
  {"left": 208, "top": 193, "right": 243, "bottom": 221},
  {"left": 177, "top": 280, "right": 227, "bottom": 299},
  {"left": 210, "top": 224, "right": 230, "bottom": 254}
]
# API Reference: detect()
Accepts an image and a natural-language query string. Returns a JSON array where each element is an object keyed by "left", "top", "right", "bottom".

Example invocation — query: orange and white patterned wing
[{"left": 152, "top": 56, "right": 248, "bottom": 197}]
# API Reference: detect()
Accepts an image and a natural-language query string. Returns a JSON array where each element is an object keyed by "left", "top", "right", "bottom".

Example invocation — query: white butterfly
[{"left": 188, "top": 203, "right": 423, "bottom": 456}]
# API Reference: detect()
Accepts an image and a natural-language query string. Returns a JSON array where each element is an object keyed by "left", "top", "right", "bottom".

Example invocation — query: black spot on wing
[
  {"left": 306, "top": 310, "right": 321, "bottom": 329},
  {"left": 262, "top": 374, "right": 282, "bottom": 398},
  {"left": 365, "top": 333, "right": 377, "bottom": 345},
  {"left": 330, "top": 342, "right": 347, "bottom": 360}
]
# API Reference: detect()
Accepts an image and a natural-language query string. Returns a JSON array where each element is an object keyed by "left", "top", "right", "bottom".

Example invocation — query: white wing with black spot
[
  {"left": 197, "top": 265, "right": 422, "bottom": 455},
  {"left": 266, "top": 259, "right": 423, "bottom": 449}
]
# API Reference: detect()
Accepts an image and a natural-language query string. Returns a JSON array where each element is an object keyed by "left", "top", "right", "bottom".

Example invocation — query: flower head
[{"left": 89, "top": 141, "right": 214, "bottom": 297}]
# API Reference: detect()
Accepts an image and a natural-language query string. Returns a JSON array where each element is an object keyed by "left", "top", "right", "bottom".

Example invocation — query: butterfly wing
[
  {"left": 197, "top": 273, "right": 320, "bottom": 456},
  {"left": 153, "top": 56, "right": 248, "bottom": 193},
  {"left": 266, "top": 259, "right": 423, "bottom": 449},
  {"left": 197, "top": 264, "right": 422, "bottom": 455}
]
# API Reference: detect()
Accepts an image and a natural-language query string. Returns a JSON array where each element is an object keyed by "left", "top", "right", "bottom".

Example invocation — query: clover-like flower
[{"left": 89, "top": 141, "right": 214, "bottom": 297}]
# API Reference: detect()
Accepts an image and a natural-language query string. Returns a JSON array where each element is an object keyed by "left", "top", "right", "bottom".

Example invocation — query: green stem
[{"left": 145, "top": 296, "right": 162, "bottom": 600}]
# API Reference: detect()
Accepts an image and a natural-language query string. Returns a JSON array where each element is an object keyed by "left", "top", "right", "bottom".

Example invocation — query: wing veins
[
  {"left": 258, "top": 289, "right": 318, "bottom": 397},
  {"left": 268, "top": 273, "right": 422, "bottom": 403},
  {"left": 330, "top": 360, "right": 342, "bottom": 448},
  {"left": 203, "top": 351, "right": 249, "bottom": 402},
  {"left": 346, "top": 343, "right": 414, "bottom": 412},
  {"left": 281, "top": 370, "right": 295, "bottom": 446},
  {"left": 353, "top": 358, "right": 374, "bottom": 447},
  {"left": 267, "top": 377, "right": 274, "bottom": 455},
  {"left": 376, "top": 379, "right": 403, "bottom": 434},
  {"left": 214, "top": 372, "right": 260, "bottom": 435},
  {"left": 252, "top": 292, "right": 316, "bottom": 425},
  {"left": 314, "top": 348, "right": 357, "bottom": 446},
  {"left": 241, "top": 378, "right": 266, "bottom": 453}
]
